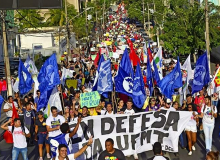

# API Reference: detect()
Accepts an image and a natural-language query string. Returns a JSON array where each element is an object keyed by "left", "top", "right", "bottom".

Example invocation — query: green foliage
[
  {"left": 161, "top": 0, "right": 220, "bottom": 55},
  {"left": 126, "top": 0, "right": 220, "bottom": 55},
  {"left": 46, "top": 1, "right": 78, "bottom": 27},
  {"left": 15, "top": 10, "right": 44, "bottom": 30},
  {"left": 127, "top": 1, "right": 143, "bottom": 23}
]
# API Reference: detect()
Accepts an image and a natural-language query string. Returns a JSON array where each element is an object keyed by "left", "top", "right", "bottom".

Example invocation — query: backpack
[{"left": 12, "top": 125, "right": 25, "bottom": 134}]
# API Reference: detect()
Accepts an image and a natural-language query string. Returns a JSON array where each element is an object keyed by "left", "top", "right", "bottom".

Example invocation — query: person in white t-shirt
[
  {"left": 98, "top": 103, "right": 114, "bottom": 115},
  {"left": 101, "top": 103, "right": 114, "bottom": 115},
  {"left": 124, "top": 100, "right": 136, "bottom": 115},
  {"left": 197, "top": 96, "right": 217, "bottom": 153},
  {"left": 123, "top": 99, "right": 137, "bottom": 159},
  {"left": 52, "top": 137, "right": 93, "bottom": 160},
  {"left": 160, "top": 99, "right": 176, "bottom": 111},
  {"left": 3, "top": 96, "right": 18, "bottom": 120},
  {"left": 1, "top": 118, "right": 30, "bottom": 160},
  {"left": 46, "top": 106, "right": 66, "bottom": 139},
  {"left": 185, "top": 104, "right": 199, "bottom": 156}
]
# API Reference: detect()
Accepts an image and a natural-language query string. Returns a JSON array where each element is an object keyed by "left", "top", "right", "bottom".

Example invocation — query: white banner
[{"left": 68, "top": 111, "right": 191, "bottom": 159}]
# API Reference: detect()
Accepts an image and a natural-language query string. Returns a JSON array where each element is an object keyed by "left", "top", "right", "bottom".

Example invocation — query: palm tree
[{"left": 45, "top": 2, "right": 77, "bottom": 27}]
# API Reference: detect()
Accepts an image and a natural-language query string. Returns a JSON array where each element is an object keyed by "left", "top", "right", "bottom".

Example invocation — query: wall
[{"left": 19, "top": 33, "right": 53, "bottom": 49}]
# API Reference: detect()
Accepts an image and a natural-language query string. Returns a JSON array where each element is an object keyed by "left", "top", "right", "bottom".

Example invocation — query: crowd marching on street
[{"left": 0, "top": 2, "right": 220, "bottom": 160}]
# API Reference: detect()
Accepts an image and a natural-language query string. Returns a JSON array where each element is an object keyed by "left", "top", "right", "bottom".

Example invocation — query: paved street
[{"left": 0, "top": 107, "right": 219, "bottom": 160}]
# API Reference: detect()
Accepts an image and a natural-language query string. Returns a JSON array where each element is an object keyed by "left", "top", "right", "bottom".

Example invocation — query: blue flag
[
  {"left": 50, "top": 134, "right": 70, "bottom": 158},
  {"left": 147, "top": 54, "right": 153, "bottom": 96},
  {"left": 0, "top": 95, "right": 4, "bottom": 117},
  {"left": 120, "top": 48, "right": 134, "bottom": 77},
  {"left": 92, "top": 55, "right": 105, "bottom": 91},
  {"left": 97, "top": 60, "right": 113, "bottom": 98},
  {"left": 152, "top": 60, "right": 161, "bottom": 85},
  {"left": 192, "top": 52, "right": 210, "bottom": 94},
  {"left": 115, "top": 49, "right": 133, "bottom": 97},
  {"left": 37, "top": 54, "right": 60, "bottom": 111},
  {"left": 159, "top": 57, "right": 182, "bottom": 99},
  {"left": 132, "top": 63, "right": 146, "bottom": 108},
  {"left": 18, "top": 59, "right": 34, "bottom": 95}
]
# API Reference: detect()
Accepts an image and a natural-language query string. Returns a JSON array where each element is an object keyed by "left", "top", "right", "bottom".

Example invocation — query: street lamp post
[
  {"left": 1, "top": 11, "right": 12, "bottom": 96},
  {"left": 147, "top": 3, "right": 150, "bottom": 31},
  {"left": 142, "top": 0, "right": 146, "bottom": 30},
  {"left": 65, "top": 0, "right": 70, "bottom": 55},
  {"left": 205, "top": 0, "right": 211, "bottom": 70},
  {"left": 103, "top": 0, "right": 106, "bottom": 30}
]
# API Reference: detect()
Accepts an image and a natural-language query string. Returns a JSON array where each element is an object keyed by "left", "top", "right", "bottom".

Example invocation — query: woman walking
[
  {"left": 185, "top": 104, "right": 198, "bottom": 155},
  {"left": 35, "top": 111, "right": 51, "bottom": 160}
]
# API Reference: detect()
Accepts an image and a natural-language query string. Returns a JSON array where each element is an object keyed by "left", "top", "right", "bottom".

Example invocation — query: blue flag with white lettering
[
  {"left": 92, "top": 55, "right": 105, "bottom": 92},
  {"left": 18, "top": 59, "right": 34, "bottom": 95},
  {"left": 97, "top": 60, "right": 113, "bottom": 98},
  {"left": 159, "top": 57, "right": 182, "bottom": 99},
  {"left": 115, "top": 48, "right": 133, "bottom": 97},
  {"left": 132, "top": 63, "right": 146, "bottom": 108},
  {"left": 192, "top": 52, "right": 210, "bottom": 94},
  {"left": 147, "top": 54, "right": 153, "bottom": 96},
  {"left": 0, "top": 95, "right": 4, "bottom": 117},
  {"left": 37, "top": 54, "right": 60, "bottom": 111}
]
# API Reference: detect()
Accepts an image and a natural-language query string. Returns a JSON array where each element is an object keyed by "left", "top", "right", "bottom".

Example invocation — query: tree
[
  {"left": 160, "top": 0, "right": 220, "bottom": 55},
  {"left": 46, "top": 2, "right": 78, "bottom": 27},
  {"left": 15, "top": 10, "right": 44, "bottom": 31}
]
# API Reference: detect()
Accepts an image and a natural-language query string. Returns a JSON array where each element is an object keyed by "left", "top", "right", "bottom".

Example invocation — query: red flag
[
  {"left": 94, "top": 50, "right": 100, "bottom": 67},
  {"left": 11, "top": 102, "right": 19, "bottom": 125},
  {"left": 129, "top": 47, "right": 140, "bottom": 66}
]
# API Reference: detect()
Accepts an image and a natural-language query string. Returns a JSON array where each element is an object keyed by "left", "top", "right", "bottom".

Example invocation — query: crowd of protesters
[{"left": 0, "top": 2, "right": 220, "bottom": 160}]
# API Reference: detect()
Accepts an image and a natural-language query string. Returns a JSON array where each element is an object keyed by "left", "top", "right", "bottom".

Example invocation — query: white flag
[
  {"left": 181, "top": 55, "right": 193, "bottom": 96},
  {"left": 181, "top": 55, "right": 193, "bottom": 81},
  {"left": 153, "top": 46, "right": 163, "bottom": 79},
  {"left": 143, "top": 43, "right": 148, "bottom": 63},
  {"left": 13, "top": 77, "right": 19, "bottom": 93},
  {"left": 24, "top": 55, "right": 38, "bottom": 75},
  {"left": 61, "top": 67, "right": 75, "bottom": 85},
  {"left": 33, "top": 76, "right": 39, "bottom": 98},
  {"left": 44, "top": 87, "right": 62, "bottom": 117}
]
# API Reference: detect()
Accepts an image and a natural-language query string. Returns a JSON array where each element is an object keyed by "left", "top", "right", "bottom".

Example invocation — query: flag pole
[
  {"left": 113, "top": 85, "right": 117, "bottom": 113},
  {"left": 58, "top": 85, "right": 65, "bottom": 115},
  {"left": 111, "top": 91, "right": 114, "bottom": 113}
]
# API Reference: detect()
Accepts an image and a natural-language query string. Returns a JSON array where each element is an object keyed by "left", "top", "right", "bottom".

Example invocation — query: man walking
[{"left": 1, "top": 118, "right": 30, "bottom": 160}]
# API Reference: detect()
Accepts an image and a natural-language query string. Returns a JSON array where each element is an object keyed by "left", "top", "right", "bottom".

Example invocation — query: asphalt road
[{"left": 0, "top": 106, "right": 219, "bottom": 160}]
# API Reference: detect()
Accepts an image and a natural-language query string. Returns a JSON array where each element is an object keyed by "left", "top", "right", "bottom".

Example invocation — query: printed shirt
[
  {"left": 8, "top": 126, "right": 29, "bottom": 148},
  {"left": 201, "top": 105, "right": 217, "bottom": 124},
  {"left": 46, "top": 115, "right": 65, "bottom": 137}
]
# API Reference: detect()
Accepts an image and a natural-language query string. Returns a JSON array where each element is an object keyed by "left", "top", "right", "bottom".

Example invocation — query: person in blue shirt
[{"left": 21, "top": 102, "right": 35, "bottom": 146}]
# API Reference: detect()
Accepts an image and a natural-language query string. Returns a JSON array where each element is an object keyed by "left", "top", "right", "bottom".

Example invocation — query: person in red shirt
[
  {"left": 194, "top": 89, "right": 205, "bottom": 132},
  {"left": 0, "top": 78, "right": 3, "bottom": 94}
]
